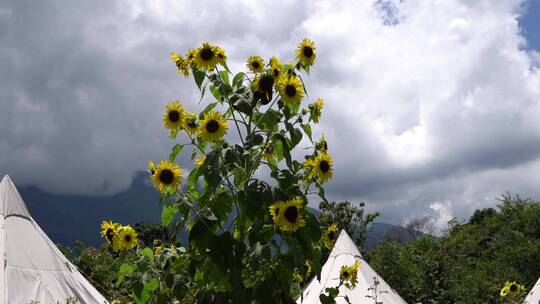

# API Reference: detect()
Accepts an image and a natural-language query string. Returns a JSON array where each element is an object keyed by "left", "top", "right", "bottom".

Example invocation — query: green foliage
[
  {"left": 119, "top": 42, "right": 337, "bottom": 303},
  {"left": 59, "top": 242, "right": 137, "bottom": 302},
  {"left": 319, "top": 200, "right": 379, "bottom": 251},
  {"left": 367, "top": 193, "right": 540, "bottom": 303}
]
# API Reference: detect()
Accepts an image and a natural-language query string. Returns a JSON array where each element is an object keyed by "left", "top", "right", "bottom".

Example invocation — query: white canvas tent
[
  {"left": 525, "top": 277, "right": 540, "bottom": 304},
  {"left": 0, "top": 175, "right": 108, "bottom": 303},
  {"left": 297, "top": 230, "right": 407, "bottom": 304}
]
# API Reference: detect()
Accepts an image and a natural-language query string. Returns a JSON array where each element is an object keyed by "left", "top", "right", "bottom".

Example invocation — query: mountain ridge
[{"left": 18, "top": 172, "right": 397, "bottom": 250}]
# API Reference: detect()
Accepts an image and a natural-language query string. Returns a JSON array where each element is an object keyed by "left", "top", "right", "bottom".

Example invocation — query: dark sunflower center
[
  {"left": 509, "top": 284, "right": 517, "bottom": 292},
  {"left": 252, "top": 61, "right": 260, "bottom": 69},
  {"left": 187, "top": 120, "right": 197, "bottom": 128},
  {"left": 259, "top": 75, "right": 274, "bottom": 92},
  {"left": 124, "top": 234, "right": 132, "bottom": 242},
  {"left": 159, "top": 169, "right": 174, "bottom": 185},
  {"left": 328, "top": 230, "right": 335, "bottom": 240},
  {"left": 285, "top": 84, "right": 296, "bottom": 97},
  {"left": 200, "top": 47, "right": 214, "bottom": 61},
  {"left": 284, "top": 206, "right": 298, "bottom": 223},
  {"left": 272, "top": 68, "right": 280, "bottom": 78},
  {"left": 206, "top": 119, "right": 219, "bottom": 133},
  {"left": 319, "top": 160, "right": 330, "bottom": 173},
  {"left": 105, "top": 229, "right": 114, "bottom": 242},
  {"left": 342, "top": 271, "right": 350, "bottom": 278},
  {"left": 168, "top": 110, "right": 180, "bottom": 122},
  {"left": 303, "top": 46, "right": 313, "bottom": 58}
]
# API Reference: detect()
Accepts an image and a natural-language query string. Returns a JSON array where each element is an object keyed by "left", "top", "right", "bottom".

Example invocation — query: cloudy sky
[{"left": 1, "top": 0, "right": 539, "bottom": 228}]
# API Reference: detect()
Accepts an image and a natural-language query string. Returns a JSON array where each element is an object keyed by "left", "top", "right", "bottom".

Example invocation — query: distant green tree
[
  {"left": 367, "top": 193, "right": 540, "bottom": 303},
  {"left": 133, "top": 221, "right": 173, "bottom": 248},
  {"left": 318, "top": 200, "right": 379, "bottom": 251},
  {"left": 59, "top": 242, "right": 136, "bottom": 302}
]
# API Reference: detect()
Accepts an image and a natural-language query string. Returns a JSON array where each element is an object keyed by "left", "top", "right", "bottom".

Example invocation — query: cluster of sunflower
[
  {"left": 100, "top": 221, "right": 138, "bottom": 252},
  {"left": 125, "top": 38, "right": 347, "bottom": 302},
  {"left": 500, "top": 281, "right": 527, "bottom": 300},
  {"left": 339, "top": 261, "right": 361, "bottom": 289}
]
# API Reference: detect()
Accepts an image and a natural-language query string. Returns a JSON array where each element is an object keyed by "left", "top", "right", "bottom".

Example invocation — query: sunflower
[
  {"left": 199, "top": 111, "right": 228, "bottom": 142},
  {"left": 276, "top": 198, "right": 306, "bottom": 232},
  {"left": 315, "top": 133, "right": 328, "bottom": 152},
  {"left": 310, "top": 98, "right": 324, "bottom": 123},
  {"left": 323, "top": 224, "right": 339, "bottom": 249},
  {"left": 305, "top": 260, "right": 313, "bottom": 278},
  {"left": 313, "top": 152, "right": 333, "bottom": 183},
  {"left": 113, "top": 225, "right": 138, "bottom": 252},
  {"left": 246, "top": 55, "right": 265, "bottom": 73},
  {"left": 163, "top": 101, "right": 185, "bottom": 131},
  {"left": 295, "top": 38, "right": 316, "bottom": 67},
  {"left": 148, "top": 160, "right": 156, "bottom": 176},
  {"left": 195, "top": 155, "right": 206, "bottom": 167},
  {"left": 500, "top": 281, "right": 526, "bottom": 298},
  {"left": 193, "top": 42, "right": 220, "bottom": 71},
  {"left": 151, "top": 160, "right": 182, "bottom": 194},
  {"left": 279, "top": 76, "right": 304, "bottom": 106},
  {"left": 262, "top": 142, "right": 277, "bottom": 162},
  {"left": 171, "top": 52, "right": 189, "bottom": 77},
  {"left": 100, "top": 220, "right": 119, "bottom": 244},
  {"left": 269, "top": 56, "right": 283, "bottom": 81},
  {"left": 339, "top": 261, "right": 360, "bottom": 288},
  {"left": 253, "top": 73, "right": 275, "bottom": 104},
  {"left": 185, "top": 48, "right": 197, "bottom": 68},
  {"left": 182, "top": 112, "right": 199, "bottom": 136},
  {"left": 268, "top": 201, "right": 284, "bottom": 223},
  {"left": 214, "top": 45, "right": 227, "bottom": 65}
]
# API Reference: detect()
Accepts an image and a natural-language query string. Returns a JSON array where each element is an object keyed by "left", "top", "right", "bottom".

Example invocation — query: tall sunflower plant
[{"left": 116, "top": 39, "right": 346, "bottom": 303}]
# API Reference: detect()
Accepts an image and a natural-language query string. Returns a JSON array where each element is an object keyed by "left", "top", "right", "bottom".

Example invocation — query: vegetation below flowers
[{"left": 367, "top": 193, "right": 540, "bottom": 303}]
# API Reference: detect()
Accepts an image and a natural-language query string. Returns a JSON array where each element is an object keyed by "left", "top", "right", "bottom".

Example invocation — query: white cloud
[{"left": 0, "top": 0, "right": 539, "bottom": 224}]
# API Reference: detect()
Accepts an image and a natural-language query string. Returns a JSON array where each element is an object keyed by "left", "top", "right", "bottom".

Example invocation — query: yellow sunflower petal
[
  {"left": 198, "top": 111, "right": 228, "bottom": 142},
  {"left": 279, "top": 76, "right": 304, "bottom": 106},
  {"left": 246, "top": 55, "right": 265, "bottom": 73},
  {"left": 163, "top": 100, "right": 185, "bottom": 131},
  {"left": 276, "top": 198, "right": 306, "bottom": 232},
  {"left": 182, "top": 111, "right": 199, "bottom": 136},
  {"left": 150, "top": 160, "right": 182, "bottom": 194},
  {"left": 193, "top": 42, "right": 220, "bottom": 71},
  {"left": 295, "top": 38, "right": 316, "bottom": 67},
  {"left": 313, "top": 152, "right": 333, "bottom": 183}
]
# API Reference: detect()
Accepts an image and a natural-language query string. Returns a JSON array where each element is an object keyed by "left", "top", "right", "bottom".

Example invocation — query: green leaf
[
  {"left": 140, "top": 247, "right": 154, "bottom": 263},
  {"left": 162, "top": 204, "right": 177, "bottom": 226},
  {"left": 169, "top": 144, "right": 184, "bottom": 162},
  {"left": 168, "top": 129, "right": 178, "bottom": 140},
  {"left": 116, "top": 263, "right": 134, "bottom": 287},
  {"left": 219, "top": 70, "right": 230, "bottom": 85},
  {"left": 199, "top": 102, "right": 218, "bottom": 119},
  {"left": 256, "top": 109, "right": 280, "bottom": 131},
  {"left": 193, "top": 69, "right": 206, "bottom": 90},
  {"left": 301, "top": 123, "right": 312, "bottom": 141},
  {"left": 209, "top": 85, "right": 222, "bottom": 101},
  {"left": 232, "top": 72, "right": 245, "bottom": 87},
  {"left": 313, "top": 246, "right": 322, "bottom": 281},
  {"left": 221, "top": 62, "right": 232, "bottom": 74},
  {"left": 200, "top": 82, "right": 208, "bottom": 102}
]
